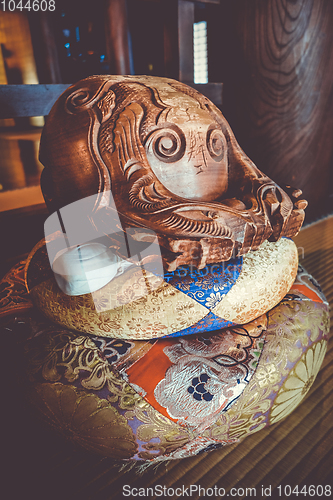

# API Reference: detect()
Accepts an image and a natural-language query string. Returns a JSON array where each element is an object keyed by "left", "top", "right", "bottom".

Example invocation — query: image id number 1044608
[
  {"left": 0, "top": 0, "right": 55, "bottom": 11},
  {"left": 276, "top": 485, "right": 331, "bottom": 496}
]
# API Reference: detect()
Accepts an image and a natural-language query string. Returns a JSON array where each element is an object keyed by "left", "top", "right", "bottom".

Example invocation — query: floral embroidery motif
[
  {"left": 155, "top": 358, "right": 247, "bottom": 427},
  {"left": 160, "top": 258, "right": 242, "bottom": 309},
  {"left": 153, "top": 318, "right": 267, "bottom": 428},
  {"left": 269, "top": 340, "right": 327, "bottom": 424},
  {"left": 205, "top": 292, "right": 223, "bottom": 309},
  {"left": 29, "top": 382, "right": 138, "bottom": 459},
  {"left": 92, "top": 337, "right": 134, "bottom": 363},
  {"left": 93, "top": 295, "right": 110, "bottom": 312},
  {"left": 255, "top": 364, "right": 280, "bottom": 388},
  {"left": 188, "top": 373, "right": 214, "bottom": 401}
]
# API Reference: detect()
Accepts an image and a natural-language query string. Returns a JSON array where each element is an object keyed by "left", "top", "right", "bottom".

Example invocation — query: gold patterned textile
[
  {"left": 25, "top": 238, "right": 298, "bottom": 339},
  {"left": 20, "top": 278, "right": 329, "bottom": 461},
  {"left": 0, "top": 261, "right": 33, "bottom": 318},
  {"left": 201, "top": 290, "right": 329, "bottom": 447},
  {"left": 0, "top": 259, "right": 329, "bottom": 462},
  {"left": 269, "top": 340, "right": 327, "bottom": 424},
  {"left": 23, "top": 324, "right": 193, "bottom": 460},
  {"left": 212, "top": 238, "right": 298, "bottom": 323},
  {"left": 29, "top": 383, "right": 139, "bottom": 459}
]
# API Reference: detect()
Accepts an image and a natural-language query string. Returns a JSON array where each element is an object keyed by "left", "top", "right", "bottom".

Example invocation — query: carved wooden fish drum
[{"left": 3, "top": 75, "right": 329, "bottom": 461}]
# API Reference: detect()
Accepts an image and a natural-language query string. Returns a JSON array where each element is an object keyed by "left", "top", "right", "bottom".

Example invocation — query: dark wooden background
[
  {"left": 208, "top": 0, "right": 333, "bottom": 222},
  {"left": 1, "top": 0, "right": 333, "bottom": 224}
]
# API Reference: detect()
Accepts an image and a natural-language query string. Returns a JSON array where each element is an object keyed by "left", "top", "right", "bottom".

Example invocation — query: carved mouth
[{"left": 162, "top": 212, "right": 233, "bottom": 238}]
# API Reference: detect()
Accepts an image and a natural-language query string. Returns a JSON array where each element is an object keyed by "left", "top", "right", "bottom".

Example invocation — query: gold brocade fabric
[
  {"left": 201, "top": 295, "right": 330, "bottom": 446},
  {"left": 23, "top": 325, "right": 193, "bottom": 460},
  {"left": 0, "top": 257, "right": 330, "bottom": 461},
  {"left": 29, "top": 274, "right": 208, "bottom": 339},
  {"left": 212, "top": 238, "right": 298, "bottom": 323},
  {"left": 25, "top": 238, "right": 298, "bottom": 339}
]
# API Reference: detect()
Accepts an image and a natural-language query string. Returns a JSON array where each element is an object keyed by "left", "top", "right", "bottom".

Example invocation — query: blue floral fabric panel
[{"left": 162, "top": 257, "right": 243, "bottom": 310}]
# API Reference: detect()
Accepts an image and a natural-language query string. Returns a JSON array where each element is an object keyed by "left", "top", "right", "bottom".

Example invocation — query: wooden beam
[
  {"left": 0, "top": 84, "right": 71, "bottom": 119},
  {"left": 0, "top": 81, "right": 222, "bottom": 122},
  {"left": 163, "top": 0, "right": 179, "bottom": 79}
]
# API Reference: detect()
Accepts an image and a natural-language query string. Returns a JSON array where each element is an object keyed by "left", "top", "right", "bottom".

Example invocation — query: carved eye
[
  {"left": 146, "top": 125, "right": 186, "bottom": 163},
  {"left": 207, "top": 128, "right": 226, "bottom": 162}
]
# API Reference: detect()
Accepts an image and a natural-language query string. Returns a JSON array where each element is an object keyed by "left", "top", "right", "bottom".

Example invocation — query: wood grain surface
[{"left": 216, "top": 0, "right": 333, "bottom": 222}]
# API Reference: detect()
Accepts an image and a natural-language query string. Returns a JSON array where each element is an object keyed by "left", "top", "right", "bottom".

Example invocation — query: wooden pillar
[
  {"left": 163, "top": 0, "right": 179, "bottom": 80},
  {"left": 105, "top": 0, "right": 133, "bottom": 75},
  {"left": 28, "top": 12, "right": 62, "bottom": 84},
  {"left": 0, "top": 12, "right": 44, "bottom": 192},
  {"left": 0, "top": 13, "right": 28, "bottom": 191},
  {"left": 163, "top": 0, "right": 194, "bottom": 82},
  {"left": 220, "top": 0, "right": 333, "bottom": 222},
  {"left": 178, "top": 0, "right": 194, "bottom": 82}
]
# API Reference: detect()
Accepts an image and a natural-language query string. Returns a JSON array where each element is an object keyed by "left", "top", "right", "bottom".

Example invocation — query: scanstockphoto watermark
[
  {"left": 123, "top": 484, "right": 332, "bottom": 498},
  {"left": 122, "top": 484, "right": 258, "bottom": 497}
]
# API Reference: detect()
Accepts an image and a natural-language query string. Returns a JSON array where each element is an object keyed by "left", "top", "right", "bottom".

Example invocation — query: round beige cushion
[{"left": 25, "top": 237, "right": 298, "bottom": 340}]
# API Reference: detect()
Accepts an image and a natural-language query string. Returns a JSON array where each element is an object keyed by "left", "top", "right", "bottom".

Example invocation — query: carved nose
[{"left": 265, "top": 189, "right": 280, "bottom": 215}]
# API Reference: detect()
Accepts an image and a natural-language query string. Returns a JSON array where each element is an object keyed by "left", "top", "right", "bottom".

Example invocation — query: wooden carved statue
[{"left": 40, "top": 75, "right": 307, "bottom": 271}]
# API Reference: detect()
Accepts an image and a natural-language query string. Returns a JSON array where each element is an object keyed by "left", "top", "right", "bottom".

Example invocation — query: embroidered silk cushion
[
  {"left": 0, "top": 265, "right": 325, "bottom": 461},
  {"left": 25, "top": 236, "right": 298, "bottom": 339},
  {"left": 0, "top": 263, "right": 329, "bottom": 461}
]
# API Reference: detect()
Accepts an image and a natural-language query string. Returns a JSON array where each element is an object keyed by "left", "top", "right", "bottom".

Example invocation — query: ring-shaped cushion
[
  {"left": 25, "top": 237, "right": 298, "bottom": 339},
  {"left": 14, "top": 266, "right": 328, "bottom": 461}
]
